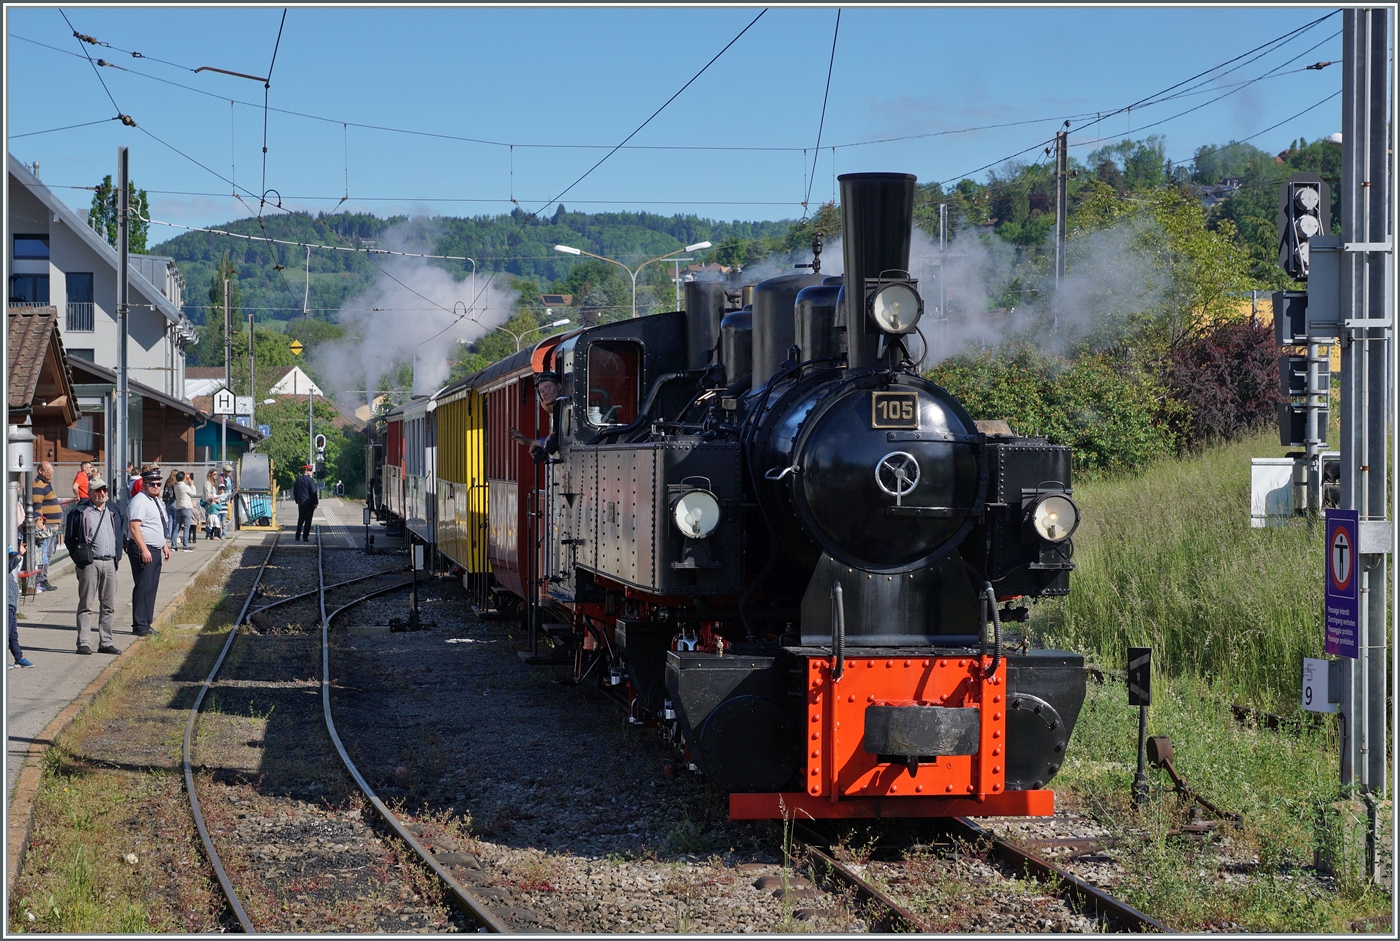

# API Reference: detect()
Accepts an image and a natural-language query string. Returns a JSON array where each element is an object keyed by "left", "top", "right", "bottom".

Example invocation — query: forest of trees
[{"left": 148, "top": 129, "right": 1339, "bottom": 471}]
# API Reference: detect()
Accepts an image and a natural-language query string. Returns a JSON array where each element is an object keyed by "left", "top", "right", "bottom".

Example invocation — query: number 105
[{"left": 877, "top": 399, "right": 914, "bottom": 421}]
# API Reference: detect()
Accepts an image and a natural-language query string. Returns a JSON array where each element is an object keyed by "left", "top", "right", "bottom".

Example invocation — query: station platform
[
  {"left": 4, "top": 498, "right": 388, "bottom": 884},
  {"left": 4, "top": 499, "right": 372, "bottom": 800}
]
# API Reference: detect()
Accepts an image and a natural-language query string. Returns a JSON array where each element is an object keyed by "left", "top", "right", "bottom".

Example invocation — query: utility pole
[
  {"left": 248, "top": 313, "right": 255, "bottom": 447},
  {"left": 1054, "top": 126, "right": 1069, "bottom": 332},
  {"left": 222, "top": 277, "right": 230, "bottom": 465},
  {"left": 303, "top": 245, "right": 313, "bottom": 469},
  {"left": 116, "top": 147, "right": 130, "bottom": 512},
  {"left": 1337, "top": 8, "right": 1391, "bottom": 879},
  {"left": 938, "top": 203, "right": 949, "bottom": 356}
]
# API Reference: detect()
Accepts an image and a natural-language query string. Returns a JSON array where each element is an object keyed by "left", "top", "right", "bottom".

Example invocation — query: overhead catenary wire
[
  {"left": 411, "top": 7, "right": 770, "bottom": 352},
  {"left": 803, "top": 8, "right": 840, "bottom": 213},
  {"left": 9, "top": 23, "right": 1336, "bottom": 158},
  {"left": 1073, "top": 9, "right": 1338, "bottom": 138},
  {"left": 57, "top": 8, "right": 126, "bottom": 120},
  {"left": 259, "top": 9, "right": 287, "bottom": 214},
  {"left": 10, "top": 116, "right": 123, "bottom": 138},
  {"left": 935, "top": 14, "right": 1338, "bottom": 191},
  {"left": 1067, "top": 89, "right": 1343, "bottom": 244}
]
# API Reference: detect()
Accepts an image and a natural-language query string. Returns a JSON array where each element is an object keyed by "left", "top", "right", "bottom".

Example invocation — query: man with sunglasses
[{"left": 126, "top": 469, "right": 171, "bottom": 637}]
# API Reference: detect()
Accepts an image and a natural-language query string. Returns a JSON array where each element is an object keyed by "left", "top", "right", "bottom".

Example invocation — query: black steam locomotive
[{"left": 380, "top": 172, "right": 1088, "bottom": 820}]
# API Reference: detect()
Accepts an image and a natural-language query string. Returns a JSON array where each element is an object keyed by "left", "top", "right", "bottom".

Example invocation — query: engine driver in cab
[{"left": 509, "top": 370, "right": 562, "bottom": 463}]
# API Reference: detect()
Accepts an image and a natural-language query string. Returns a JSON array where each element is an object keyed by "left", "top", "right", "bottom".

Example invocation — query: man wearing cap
[
  {"left": 293, "top": 463, "right": 318, "bottom": 542},
  {"left": 508, "top": 371, "right": 561, "bottom": 463},
  {"left": 126, "top": 470, "right": 171, "bottom": 637},
  {"left": 70, "top": 477, "right": 124, "bottom": 655}
]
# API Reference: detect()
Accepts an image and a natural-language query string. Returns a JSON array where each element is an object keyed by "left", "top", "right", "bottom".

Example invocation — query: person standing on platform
[
  {"left": 293, "top": 464, "right": 318, "bottom": 542},
  {"left": 174, "top": 471, "right": 198, "bottom": 550},
  {"left": 126, "top": 470, "right": 170, "bottom": 637},
  {"left": 30, "top": 461, "right": 62, "bottom": 592},
  {"left": 69, "top": 478, "right": 123, "bottom": 655},
  {"left": 8, "top": 538, "right": 33, "bottom": 668},
  {"left": 72, "top": 460, "right": 93, "bottom": 502}
]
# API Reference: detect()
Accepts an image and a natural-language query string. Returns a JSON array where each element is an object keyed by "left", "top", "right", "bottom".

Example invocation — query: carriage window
[{"left": 586, "top": 342, "right": 640, "bottom": 426}]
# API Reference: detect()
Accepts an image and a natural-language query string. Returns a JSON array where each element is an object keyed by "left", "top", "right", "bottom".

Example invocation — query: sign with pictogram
[
  {"left": 1127, "top": 647, "right": 1151, "bottom": 706},
  {"left": 1324, "top": 508, "right": 1359, "bottom": 659},
  {"left": 213, "top": 388, "right": 235, "bottom": 415},
  {"left": 289, "top": 339, "right": 304, "bottom": 356}
]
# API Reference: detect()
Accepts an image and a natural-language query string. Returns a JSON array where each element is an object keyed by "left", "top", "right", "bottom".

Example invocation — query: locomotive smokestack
[{"left": 837, "top": 172, "right": 917, "bottom": 369}]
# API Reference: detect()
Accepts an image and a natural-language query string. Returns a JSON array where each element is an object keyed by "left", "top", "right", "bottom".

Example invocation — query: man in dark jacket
[
  {"left": 293, "top": 464, "right": 318, "bottom": 542},
  {"left": 66, "top": 477, "right": 125, "bottom": 654}
]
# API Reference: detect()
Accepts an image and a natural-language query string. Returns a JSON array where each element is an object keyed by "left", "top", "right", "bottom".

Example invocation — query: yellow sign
[{"left": 289, "top": 339, "right": 304, "bottom": 356}]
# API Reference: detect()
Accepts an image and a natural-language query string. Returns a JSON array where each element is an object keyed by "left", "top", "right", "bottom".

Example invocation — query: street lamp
[
  {"left": 500, "top": 316, "right": 572, "bottom": 352},
  {"left": 555, "top": 241, "right": 712, "bottom": 318}
]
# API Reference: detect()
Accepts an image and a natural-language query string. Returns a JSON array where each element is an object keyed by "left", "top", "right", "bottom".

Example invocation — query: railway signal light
[{"left": 1278, "top": 173, "right": 1330, "bottom": 281}]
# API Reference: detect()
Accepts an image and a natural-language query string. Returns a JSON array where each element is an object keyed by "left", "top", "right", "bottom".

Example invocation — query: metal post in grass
[
  {"left": 1127, "top": 647, "right": 1151, "bottom": 807},
  {"left": 1335, "top": 7, "right": 1392, "bottom": 886}
]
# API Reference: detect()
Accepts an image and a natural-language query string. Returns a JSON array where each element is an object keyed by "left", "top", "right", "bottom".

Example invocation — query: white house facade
[{"left": 7, "top": 154, "right": 195, "bottom": 399}]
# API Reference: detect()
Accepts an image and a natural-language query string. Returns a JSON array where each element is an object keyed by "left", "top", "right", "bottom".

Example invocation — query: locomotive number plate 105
[{"left": 871, "top": 391, "right": 919, "bottom": 429}]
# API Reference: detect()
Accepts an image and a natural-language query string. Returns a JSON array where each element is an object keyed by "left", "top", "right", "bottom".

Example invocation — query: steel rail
[
  {"left": 793, "top": 823, "right": 930, "bottom": 932},
  {"left": 246, "top": 569, "right": 405, "bottom": 618},
  {"left": 182, "top": 533, "right": 280, "bottom": 933},
  {"left": 948, "top": 817, "right": 1170, "bottom": 933},
  {"left": 315, "top": 529, "right": 512, "bottom": 933}
]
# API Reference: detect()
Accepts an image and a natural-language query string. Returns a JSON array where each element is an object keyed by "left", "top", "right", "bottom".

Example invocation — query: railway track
[
  {"left": 791, "top": 818, "right": 1169, "bottom": 933},
  {"left": 181, "top": 530, "right": 522, "bottom": 932}
]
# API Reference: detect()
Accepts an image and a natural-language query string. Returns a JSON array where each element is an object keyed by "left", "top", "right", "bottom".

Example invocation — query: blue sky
[{"left": 6, "top": 5, "right": 1348, "bottom": 238}]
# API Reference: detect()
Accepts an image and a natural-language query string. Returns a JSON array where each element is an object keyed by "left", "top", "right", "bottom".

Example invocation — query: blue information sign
[
  {"left": 257, "top": 424, "right": 272, "bottom": 438},
  {"left": 1324, "top": 508, "right": 1360, "bottom": 659}
]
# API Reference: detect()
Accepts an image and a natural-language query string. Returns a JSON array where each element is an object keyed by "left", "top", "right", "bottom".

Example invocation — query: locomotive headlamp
[
  {"left": 869, "top": 282, "right": 923, "bottom": 335},
  {"left": 672, "top": 489, "right": 722, "bottom": 539},
  {"left": 1029, "top": 493, "right": 1079, "bottom": 543}
]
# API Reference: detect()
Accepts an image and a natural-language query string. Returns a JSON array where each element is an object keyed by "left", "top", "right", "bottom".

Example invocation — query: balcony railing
[{"left": 66, "top": 302, "right": 95, "bottom": 332}]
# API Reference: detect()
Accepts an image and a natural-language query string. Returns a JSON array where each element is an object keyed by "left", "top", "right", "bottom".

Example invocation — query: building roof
[
  {"left": 7, "top": 305, "right": 78, "bottom": 424},
  {"left": 7, "top": 153, "right": 182, "bottom": 326},
  {"left": 267, "top": 365, "right": 323, "bottom": 397},
  {"left": 69, "top": 358, "right": 204, "bottom": 420},
  {"left": 185, "top": 367, "right": 228, "bottom": 380}
]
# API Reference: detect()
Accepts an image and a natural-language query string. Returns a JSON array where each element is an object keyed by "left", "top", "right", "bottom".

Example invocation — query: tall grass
[{"left": 1031, "top": 429, "right": 1326, "bottom": 709}]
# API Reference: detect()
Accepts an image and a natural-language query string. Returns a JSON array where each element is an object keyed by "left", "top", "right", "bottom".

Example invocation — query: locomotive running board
[{"left": 729, "top": 790, "right": 1054, "bottom": 820}]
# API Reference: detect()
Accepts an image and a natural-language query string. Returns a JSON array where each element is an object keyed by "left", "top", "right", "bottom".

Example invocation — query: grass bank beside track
[
  {"left": 6, "top": 542, "right": 255, "bottom": 933},
  {"left": 1024, "top": 427, "right": 1392, "bottom": 931},
  {"left": 1032, "top": 428, "right": 1339, "bottom": 705}
]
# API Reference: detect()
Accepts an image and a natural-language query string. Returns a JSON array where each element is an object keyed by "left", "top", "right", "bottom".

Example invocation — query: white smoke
[
  {"left": 909, "top": 216, "right": 1168, "bottom": 364},
  {"left": 692, "top": 209, "right": 1170, "bottom": 367},
  {"left": 314, "top": 218, "right": 518, "bottom": 406}
]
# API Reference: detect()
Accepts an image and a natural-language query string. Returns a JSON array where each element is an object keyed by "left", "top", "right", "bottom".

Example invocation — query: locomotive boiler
[{"left": 381, "top": 171, "right": 1088, "bottom": 821}]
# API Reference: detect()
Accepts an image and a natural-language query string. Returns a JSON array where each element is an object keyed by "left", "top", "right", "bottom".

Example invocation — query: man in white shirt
[{"left": 126, "top": 469, "right": 171, "bottom": 637}]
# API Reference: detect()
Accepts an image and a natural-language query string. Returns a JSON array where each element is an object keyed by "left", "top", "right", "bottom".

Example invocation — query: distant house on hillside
[
  {"left": 540, "top": 294, "right": 573, "bottom": 307},
  {"left": 682, "top": 262, "right": 731, "bottom": 279}
]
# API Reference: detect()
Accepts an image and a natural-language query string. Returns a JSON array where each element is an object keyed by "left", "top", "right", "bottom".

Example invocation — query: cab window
[{"left": 585, "top": 342, "right": 640, "bottom": 426}]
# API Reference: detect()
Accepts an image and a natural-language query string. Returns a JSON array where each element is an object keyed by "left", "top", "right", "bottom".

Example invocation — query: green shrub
[{"left": 928, "top": 343, "right": 1175, "bottom": 477}]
